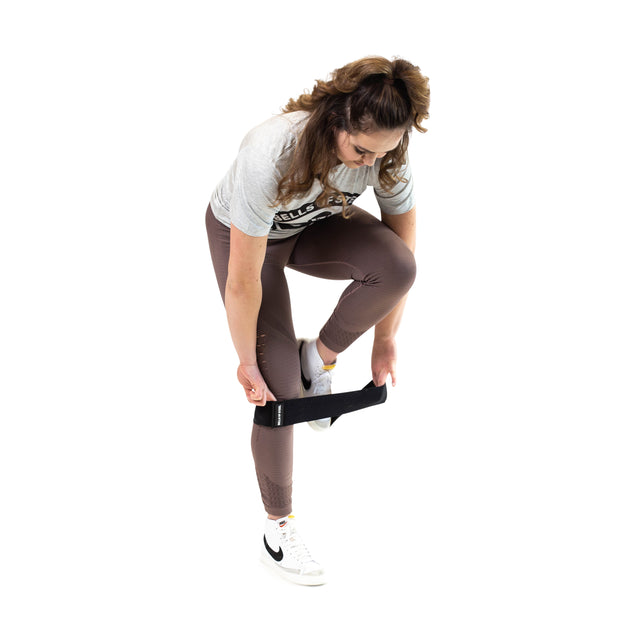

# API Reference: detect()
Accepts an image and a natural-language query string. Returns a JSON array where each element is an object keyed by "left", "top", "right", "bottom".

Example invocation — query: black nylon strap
[{"left": 253, "top": 381, "right": 387, "bottom": 428}]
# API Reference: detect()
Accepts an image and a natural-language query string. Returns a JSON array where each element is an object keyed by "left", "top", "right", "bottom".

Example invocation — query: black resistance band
[{"left": 253, "top": 381, "right": 387, "bottom": 428}]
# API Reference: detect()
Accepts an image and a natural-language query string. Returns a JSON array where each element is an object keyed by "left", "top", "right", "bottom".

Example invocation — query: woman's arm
[
  {"left": 380, "top": 205, "right": 417, "bottom": 251},
  {"left": 226, "top": 223, "right": 276, "bottom": 405},
  {"left": 371, "top": 206, "right": 417, "bottom": 386}
]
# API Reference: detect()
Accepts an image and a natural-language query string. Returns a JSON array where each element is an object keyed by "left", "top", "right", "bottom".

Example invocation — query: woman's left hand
[{"left": 371, "top": 336, "right": 397, "bottom": 387}]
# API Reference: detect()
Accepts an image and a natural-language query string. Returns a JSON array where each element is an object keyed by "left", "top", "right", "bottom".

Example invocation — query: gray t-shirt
[{"left": 210, "top": 110, "right": 415, "bottom": 239}]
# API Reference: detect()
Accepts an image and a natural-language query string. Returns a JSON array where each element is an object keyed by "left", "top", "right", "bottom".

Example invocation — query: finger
[
  {"left": 248, "top": 392, "right": 266, "bottom": 406},
  {"left": 389, "top": 363, "right": 397, "bottom": 387},
  {"left": 245, "top": 383, "right": 263, "bottom": 405},
  {"left": 253, "top": 385, "right": 267, "bottom": 406}
]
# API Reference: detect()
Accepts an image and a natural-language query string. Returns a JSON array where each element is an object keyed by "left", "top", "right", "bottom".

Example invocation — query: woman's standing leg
[
  {"left": 249, "top": 261, "right": 300, "bottom": 519},
  {"left": 205, "top": 206, "right": 300, "bottom": 518},
  {"left": 206, "top": 206, "right": 326, "bottom": 585}
]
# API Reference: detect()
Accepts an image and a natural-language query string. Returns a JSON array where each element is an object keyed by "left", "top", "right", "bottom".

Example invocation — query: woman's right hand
[{"left": 237, "top": 364, "right": 277, "bottom": 406}]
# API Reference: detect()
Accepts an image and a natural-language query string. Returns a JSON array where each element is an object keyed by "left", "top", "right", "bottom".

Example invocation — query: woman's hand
[
  {"left": 237, "top": 364, "right": 277, "bottom": 406},
  {"left": 371, "top": 336, "right": 398, "bottom": 387}
]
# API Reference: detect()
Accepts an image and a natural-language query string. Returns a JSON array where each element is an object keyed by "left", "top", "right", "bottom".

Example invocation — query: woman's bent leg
[{"left": 288, "top": 207, "right": 416, "bottom": 353}]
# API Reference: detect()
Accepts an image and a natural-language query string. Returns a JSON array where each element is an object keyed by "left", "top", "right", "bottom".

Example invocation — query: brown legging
[{"left": 205, "top": 204, "right": 416, "bottom": 516}]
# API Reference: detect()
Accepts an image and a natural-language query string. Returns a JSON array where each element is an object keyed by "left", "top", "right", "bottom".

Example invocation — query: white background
[{"left": 1, "top": 1, "right": 639, "bottom": 638}]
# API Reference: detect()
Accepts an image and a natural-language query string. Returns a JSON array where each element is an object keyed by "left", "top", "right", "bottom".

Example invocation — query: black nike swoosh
[
  {"left": 299, "top": 342, "right": 311, "bottom": 391},
  {"left": 263, "top": 535, "right": 284, "bottom": 562}
]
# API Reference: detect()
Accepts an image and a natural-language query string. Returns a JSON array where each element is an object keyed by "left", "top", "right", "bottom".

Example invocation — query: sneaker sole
[
  {"left": 307, "top": 418, "right": 332, "bottom": 432},
  {"left": 260, "top": 549, "right": 327, "bottom": 586}
]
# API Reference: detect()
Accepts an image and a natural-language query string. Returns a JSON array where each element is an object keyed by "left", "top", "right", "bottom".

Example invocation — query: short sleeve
[
  {"left": 229, "top": 147, "right": 280, "bottom": 237},
  {"left": 373, "top": 161, "right": 415, "bottom": 215}
]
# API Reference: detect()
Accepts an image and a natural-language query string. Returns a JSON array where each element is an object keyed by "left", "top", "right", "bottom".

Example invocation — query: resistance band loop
[{"left": 253, "top": 381, "right": 387, "bottom": 428}]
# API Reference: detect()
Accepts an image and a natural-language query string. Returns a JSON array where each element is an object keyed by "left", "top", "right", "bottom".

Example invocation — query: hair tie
[{"left": 384, "top": 76, "right": 395, "bottom": 86}]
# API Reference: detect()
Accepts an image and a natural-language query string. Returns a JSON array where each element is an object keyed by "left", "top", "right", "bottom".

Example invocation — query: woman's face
[{"left": 335, "top": 128, "right": 405, "bottom": 169}]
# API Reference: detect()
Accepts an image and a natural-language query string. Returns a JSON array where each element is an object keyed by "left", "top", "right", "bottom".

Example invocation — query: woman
[{"left": 205, "top": 56, "right": 430, "bottom": 585}]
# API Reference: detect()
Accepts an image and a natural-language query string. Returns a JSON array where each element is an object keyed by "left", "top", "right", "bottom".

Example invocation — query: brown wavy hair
[{"left": 275, "top": 56, "right": 430, "bottom": 213}]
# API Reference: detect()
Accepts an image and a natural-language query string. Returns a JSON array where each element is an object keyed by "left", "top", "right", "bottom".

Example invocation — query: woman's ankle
[{"left": 315, "top": 338, "right": 338, "bottom": 366}]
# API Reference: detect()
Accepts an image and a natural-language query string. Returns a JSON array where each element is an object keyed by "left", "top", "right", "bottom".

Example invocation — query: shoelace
[{"left": 280, "top": 525, "right": 314, "bottom": 565}]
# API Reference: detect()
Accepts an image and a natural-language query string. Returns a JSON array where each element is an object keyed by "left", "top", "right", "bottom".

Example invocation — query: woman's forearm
[
  {"left": 375, "top": 207, "right": 416, "bottom": 342},
  {"left": 374, "top": 294, "right": 409, "bottom": 341},
  {"left": 225, "top": 224, "right": 269, "bottom": 366},
  {"left": 225, "top": 280, "right": 262, "bottom": 365}
]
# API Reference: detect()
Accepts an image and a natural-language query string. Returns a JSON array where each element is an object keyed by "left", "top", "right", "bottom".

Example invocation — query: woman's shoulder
[{"left": 241, "top": 111, "right": 310, "bottom": 158}]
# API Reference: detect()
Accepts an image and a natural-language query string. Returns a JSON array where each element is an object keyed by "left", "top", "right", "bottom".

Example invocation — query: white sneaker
[
  {"left": 298, "top": 339, "right": 335, "bottom": 431},
  {"left": 261, "top": 515, "right": 326, "bottom": 586}
]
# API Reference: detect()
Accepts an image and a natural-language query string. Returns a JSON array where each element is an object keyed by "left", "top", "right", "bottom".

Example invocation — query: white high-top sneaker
[
  {"left": 298, "top": 339, "right": 335, "bottom": 431},
  {"left": 261, "top": 515, "right": 326, "bottom": 586}
]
